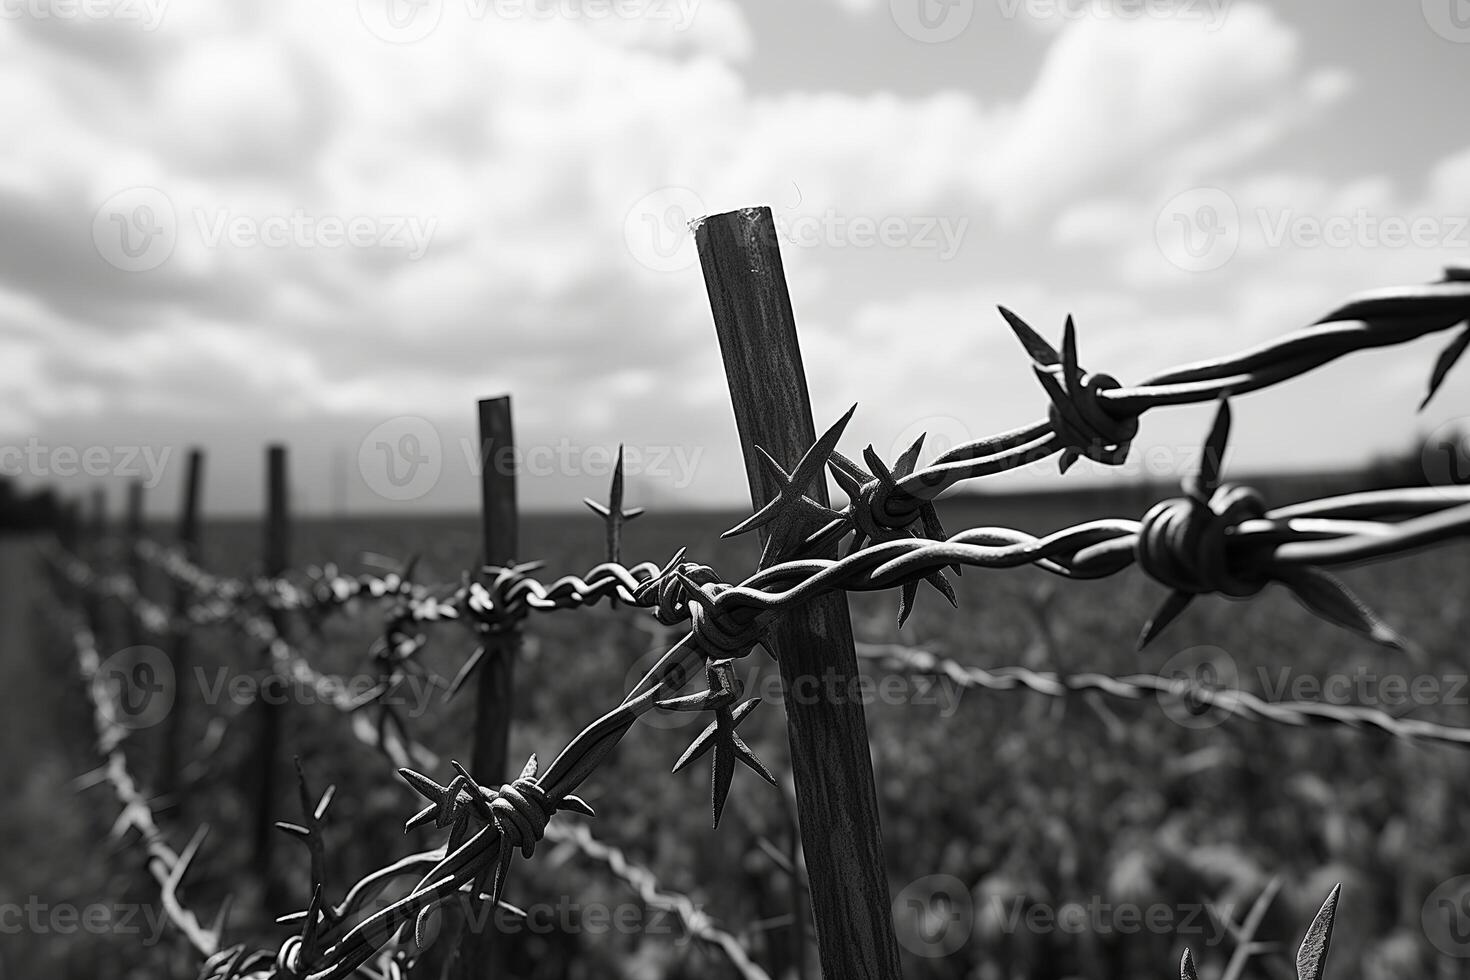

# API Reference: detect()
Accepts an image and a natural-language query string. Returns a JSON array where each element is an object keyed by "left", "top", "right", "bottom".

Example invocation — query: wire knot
[
  {"left": 644, "top": 560, "right": 722, "bottom": 626},
  {"left": 1137, "top": 484, "right": 1267, "bottom": 599},
  {"left": 683, "top": 580, "right": 764, "bottom": 660},
  {"left": 999, "top": 308, "right": 1139, "bottom": 472},
  {"left": 1044, "top": 370, "right": 1139, "bottom": 469},
  {"left": 465, "top": 562, "right": 543, "bottom": 633},
  {"left": 488, "top": 774, "right": 556, "bottom": 860}
]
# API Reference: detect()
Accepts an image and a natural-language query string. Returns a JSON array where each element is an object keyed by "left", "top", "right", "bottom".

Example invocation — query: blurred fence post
[
  {"left": 695, "top": 206, "right": 905, "bottom": 980},
  {"left": 453, "top": 394, "right": 519, "bottom": 979},
  {"left": 125, "top": 480, "right": 146, "bottom": 648},
  {"left": 253, "top": 445, "right": 289, "bottom": 898},
  {"left": 86, "top": 487, "right": 107, "bottom": 646},
  {"left": 160, "top": 449, "right": 203, "bottom": 801}
]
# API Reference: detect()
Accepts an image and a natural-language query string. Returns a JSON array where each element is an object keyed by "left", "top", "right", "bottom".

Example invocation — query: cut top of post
[{"left": 478, "top": 396, "right": 518, "bottom": 567}]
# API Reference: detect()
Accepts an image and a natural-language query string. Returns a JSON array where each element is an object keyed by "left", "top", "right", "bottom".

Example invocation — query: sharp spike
[{"left": 998, "top": 306, "right": 1061, "bottom": 366}]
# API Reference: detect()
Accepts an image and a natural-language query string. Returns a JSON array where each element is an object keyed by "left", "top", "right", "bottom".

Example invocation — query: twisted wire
[
  {"left": 544, "top": 822, "right": 774, "bottom": 980},
  {"left": 64, "top": 613, "right": 226, "bottom": 960},
  {"left": 853, "top": 643, "right": 1470, "bottom": 748},
  {"left": 888, "top": 274, "right": 1470, "bottom": 505}
]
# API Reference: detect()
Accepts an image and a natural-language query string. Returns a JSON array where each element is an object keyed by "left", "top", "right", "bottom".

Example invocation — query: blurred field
[{"left": 9, "top": 484, "right": 1470, "bottom": 980}]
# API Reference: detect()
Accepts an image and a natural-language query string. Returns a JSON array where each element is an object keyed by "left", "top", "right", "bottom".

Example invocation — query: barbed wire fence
[{"left": 37, "top": 205, "right": 1470, "bottom": 980}]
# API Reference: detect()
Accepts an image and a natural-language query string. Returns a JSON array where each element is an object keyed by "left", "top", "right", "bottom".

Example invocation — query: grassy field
[{"left": 9, "top": 484, "right": 1470, "bottom": 980}]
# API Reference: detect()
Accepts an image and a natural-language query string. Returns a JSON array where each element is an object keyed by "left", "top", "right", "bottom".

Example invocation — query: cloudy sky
[{"left": 3, "top": 0, "right": 1470, "bottom": 517}]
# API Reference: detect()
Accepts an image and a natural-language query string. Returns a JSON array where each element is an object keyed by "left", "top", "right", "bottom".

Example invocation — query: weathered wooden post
[
  {"left": 453, "top": 395, "right": 520, "bottom": 979},
  {"left": 160, "top": 449, "right": 203, "bottom": 801},
  {"left": 253, "top": 445, "right": 289, "bottom": 893},
  {"left": 695, "top": 206, "right": 905, "bottom": 980}
]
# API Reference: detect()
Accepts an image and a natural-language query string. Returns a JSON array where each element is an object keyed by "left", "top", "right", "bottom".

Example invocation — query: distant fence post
[
  {"left": 125, "top": 480, "right": 146, "bottom": 648},
  {"left": 253, "top": 445, "right": 289, "bottom": 895},
  {"left": 695, "top": 206, "right": 905, "bottom": 980},
  {"left": 86, "top": 487, "right": 108, "bottom": 644},
  {"left": 454, "top": 394, "right": 519, "bottom": 979},
  {"left": 160, "top": 449, "right": 203, "bottom": 801}
]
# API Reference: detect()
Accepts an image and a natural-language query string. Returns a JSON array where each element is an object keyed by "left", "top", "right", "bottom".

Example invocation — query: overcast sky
[{"left": 4, "top": 0, "right": 1470, "bottom": 516}]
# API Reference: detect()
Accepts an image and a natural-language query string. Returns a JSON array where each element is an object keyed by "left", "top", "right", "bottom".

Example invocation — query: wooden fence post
[
  {"left": 125, "top": 480, "right": 146, "bottom": 649},
  {"left": 695, "top": 206, "right": 905, "bottom": 980},
  {"left": 160, "top": 449, "right": 203, "bottom": 801},
  {"left": 253, "top": 445, "right": 289, "bottom": 894},
  {"left": 86, "top": 486, "right": 108, "bottom": 644},
  {"left": 454, "top": 395, "right": 519, "bottom": 978}
]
